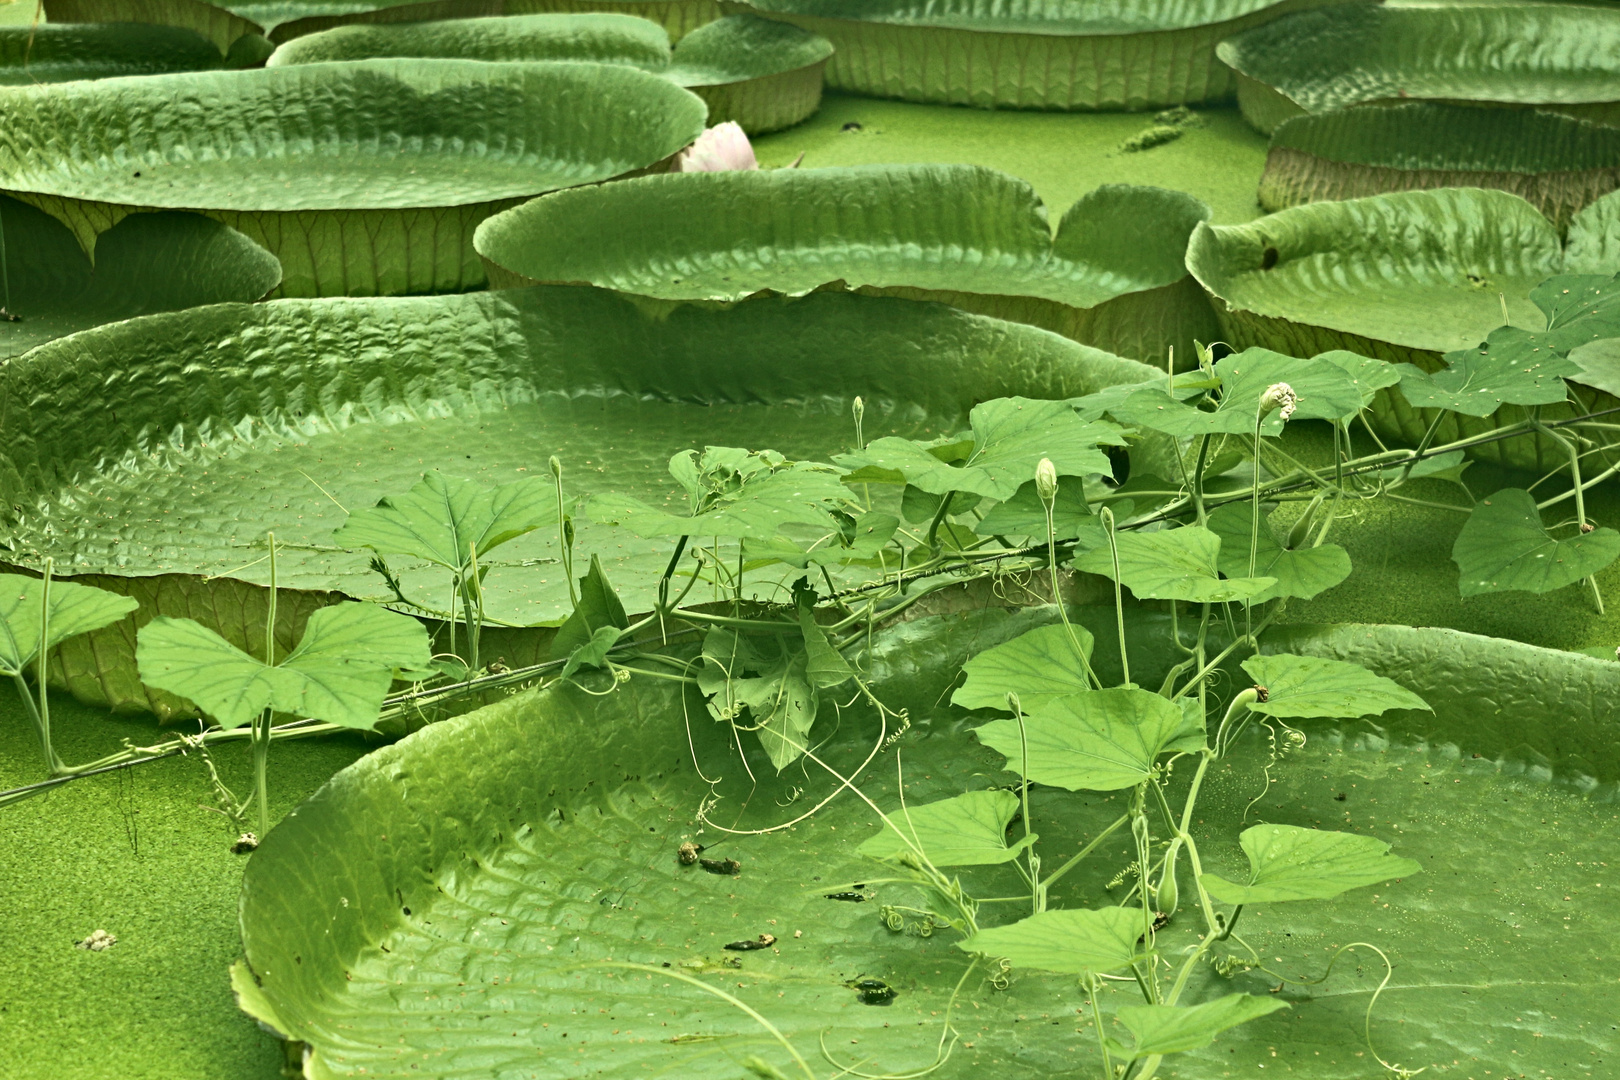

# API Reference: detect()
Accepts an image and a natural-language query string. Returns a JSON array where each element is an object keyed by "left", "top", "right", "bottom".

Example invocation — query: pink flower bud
[{"left": 675, "top": 122, "right": 759, "bottom": 173}]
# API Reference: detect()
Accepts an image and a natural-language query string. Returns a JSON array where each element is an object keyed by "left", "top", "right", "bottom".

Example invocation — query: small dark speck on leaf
[
  {"left": 1260, "top": 246, "right": 1279, "bottom": 270},
  {"left": 841, "top": 121, "right": 863, "bottom": 132},
  {"left": 700, "top": 857, "right": 741, "bottom": 876},
  {"left": 1334, "top": 793, "right": 1347, "bottom": 801},
  {"left": 724, "top": 934, "right": 777, "bottom": 951}
]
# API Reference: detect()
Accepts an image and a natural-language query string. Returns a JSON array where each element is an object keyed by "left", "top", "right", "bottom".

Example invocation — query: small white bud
[
  {"left": 1259, "top": 382, "right": 1297, "bottom": 423},
  {"left": 852, "top": 396, "right": 864, "bottom": 422},
  {"left": 549, "top": 455, "right": 563, "bottom": 480},
  {"left": 1034, "top": 457, "right": 1058, "bottom": 506}
]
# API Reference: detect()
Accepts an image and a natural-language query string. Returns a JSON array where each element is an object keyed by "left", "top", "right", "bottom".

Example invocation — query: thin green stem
[
  {"left": 1008, "top": 693, "right": 1038, "bottom": 915},
  {"left": 1101, "top": 506, "right": 1129, "bottom": 686},
  {"left": 1039, "top": 813, "right": 1130, "bottom": 896},
  {"left": 1045, "top": 494, "right": 1102, "bottom": 690}
]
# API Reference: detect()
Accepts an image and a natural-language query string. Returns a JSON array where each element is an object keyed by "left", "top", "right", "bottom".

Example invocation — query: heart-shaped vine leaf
[
  {"left": 1202, "top": 824, "right": 1421, "bottom": 905},
  {"left": 1070, "top": 527, "right": 1275, "bottom": 603},
  {"left": 0, "top": 575, "right": 139, "bottom": 677},
  {"left": 975, "top": 688, "right": 1186, "bottom": 791},
  {"left": 1531, "top": 272, "right": 1620, "bottom": 351},
  {"left": 334, "top": 472, "right": 558, "bottom": 575},
  {"left": 858, "top": 790, "right": 1037, "bottom": 868},
  {"left": 135, "top": 603, "right": 431, "bottom": 730},
  {"left": 557, "top": 625, "right": 624, "bottom": 682},
  {"left": 1207, "top": 503, "right": 1352, "bottom": 602},
  {"left": 1241, "top": 654, "right": 1430, "bottom": 720},
  {"left": 1109, "top": 994, "right": 1290, "bottom": 1059},
  {"left": 1396, "top": 329, "right": 1580, "bottom": 417},
  {"left": 590, "top": 463, "right": 853, "bottom": 540},
  {"left": 973, "top": 476, "right": 1096, "bottom": 541},
  {"left": 838, "top": 398, "right": 1124, "bottom": 501},
  {"left": 1317, "top": 349, "right": 1404, "bottom": 410},
  {"left": 956, "top": 906, "right": 1143, "bottom": 976},
  {"left": 1453, "top": 488, "right": 1620, "bottom": 597},
  {"left": 553, "top": 555, "right": 629, "bottom": 658},
  {"left": 952, "top": 623, "right": 1096, "bottom": 713},
  {"left": 697, "top": 628, "right": 816, "bottom": 770},
  {"left": 1111, "top": 349, "right": 1361, "bottom": 438}
]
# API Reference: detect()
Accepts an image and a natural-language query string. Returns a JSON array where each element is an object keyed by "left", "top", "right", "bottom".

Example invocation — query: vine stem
[{"left": 254, "top": 531, "right": 278, "bottom": 835}]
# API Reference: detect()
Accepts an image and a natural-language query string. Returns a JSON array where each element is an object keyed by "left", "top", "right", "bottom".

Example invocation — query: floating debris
[
  {"left": 699, "top": 857, "right": 740, "bottom": 876},
  {"left": 845, "top": 977, "right": 897, "bottom": 1006},
  {"left": 677, "top": 841, "right": 703, "bottom": 866},
  {"left": 75, "top": 929, "right": 117, "bottom": 951},
  {"left": 723, "top": 934, "right": 777, "bottom": 952}
]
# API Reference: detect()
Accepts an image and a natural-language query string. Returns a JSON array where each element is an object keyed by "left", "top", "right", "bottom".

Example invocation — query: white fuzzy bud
[
  {"left": 1034, "top": 457, "right": 1059, "bottom": 506},
  {"left": 1259, "top": 382, "right": 1297, "bottom": 423}
]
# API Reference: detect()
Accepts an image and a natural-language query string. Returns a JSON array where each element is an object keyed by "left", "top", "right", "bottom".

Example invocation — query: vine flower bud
[
  {"left": 1034, "top": 457, "right": 1059, "bottom": 506},
  {"left": 549, "top": 455, "right": 563, "bottom": 480},
  {"left": 1259, "top": 382, "right": 1297, "bottom": 422},
  {"left": 852, "top": 396, "right": 865, "bottom": 423}
]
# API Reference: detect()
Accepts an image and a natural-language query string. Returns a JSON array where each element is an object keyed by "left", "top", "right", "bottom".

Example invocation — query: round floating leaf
[
  {"left": 498, "top": 0, "right": 723, "bottom": 42},
  {"left": 663, "top": 13, "right": 832, "bottom": 132},
  {"left": 1070, "top": 526, "right": 1274, "bottom": 604},
  {"left": 0, "top": 197, "right": 282, "bottom": 360},
  {"left": 476, "top": 165, "right": 1217, "bottom": 362},
  {"left": 857, "top": 789, "right": 1036, "bottom": 867},
  {"left": 1260, "top": 621, "right": 1620, "bottom": 781},
  {"left": 0, "top": 60, "right": 707, "bottom": 298},
  {"left": 951, "top": 622, "right": 1095, "bottom": 713},
  {"left": 1260, "top": 103, "right": 1620, "bottom": 230},
  {"left": 1112, "top": 994, "right": 1290, "bottom": 1059},
  {"left": 1201, "top": 823, "right": 1421, "bottom": 905},
  {"left": 271, "top": 13, "right": 831, "bottom": 133},
  {"left": 974, "top": 687, "right": 1186, "bottom": 792},
  {"left": 1218, "top": 1, "right": 1620, "bottom": 134},
  {"left": 228, "top": 610, "right": 1620, "bottom": 1078},
  {"left": 1240, "top": 653, "right": 1429, "bottom": 720},
  {"left": 736, "top": 0, "right": 1333, "bottom": 110},
  {"left": 267, "top": 12, "right": 674, "bottom": 67},
  {"left": 1452, "top": 488, "right": 1620, "bottom": 598},
  {"left": 956, "top": 906, "right": 1143, "bottom": 975},
  {"left": 0, "top": 22, "right": 223, "bottom": 82},
  {"left": 0, "top": 287, "right": 1158, "bottom": 640},
  {"left": 1186, "top": 187, "right": 1611, "bottom": 468}
]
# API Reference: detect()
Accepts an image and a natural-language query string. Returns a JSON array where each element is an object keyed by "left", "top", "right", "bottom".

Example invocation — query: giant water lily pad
[
  {"left": 1259, "top": 103, "right": 1620, "bottom": 231},
  {"left": 0, "top": 22, "right": 225, "bottom": 82},
  {"left": 0, "top": 59, "right": 706, "bottom": 298},
  {"left": 733, "top": 0, "right": 1332, "bottom": 110},
  {"left": 0, "top": 195, "right": 282, "bottom": 359},
  {"left": 231, "top": 607, "right": 1620, "bottom": 1079},
  {"left": 476, "top": 164, "right": 1218, "bottom": 363},
  {"left": 1218, "top": 1, "right": 1620, "bottom": 135},
  {"left": 272, "top": 13, "right": 832, "bottom": 133},
  {"left": 46, "top": 0, "right": 724, "bottom": 51},
  {"left": 0, "top": 286, "right": 1155, "bottom": 691},
  {"left": 1186, "top": 187, "right": 1620, "bottom": 467}
]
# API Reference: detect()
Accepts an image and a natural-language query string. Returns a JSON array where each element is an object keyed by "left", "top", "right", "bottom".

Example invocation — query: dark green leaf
[{"left": 799, "top": 607, "right": 854, "bottom": 690}]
